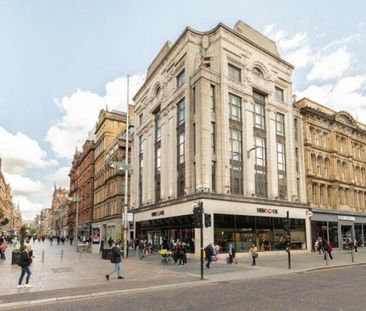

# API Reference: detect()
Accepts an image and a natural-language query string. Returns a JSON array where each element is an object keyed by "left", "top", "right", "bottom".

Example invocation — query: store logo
[
  {"left": 151, "top": 210, "right": 164, "bottom": 217},
  {"left": 257, "top": 208, "right": 278, "bottom": 214}
]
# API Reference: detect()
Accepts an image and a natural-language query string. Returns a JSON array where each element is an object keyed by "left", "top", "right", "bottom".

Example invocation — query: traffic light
[
  {"left": 193, "top": 204, "right": 203, "bottom": 228},
  {"left": 204, "top": 213, "right": 211, "bottom": 227},
  {"left": 283, "top": 218, "right": 289, "bottom": 232}
]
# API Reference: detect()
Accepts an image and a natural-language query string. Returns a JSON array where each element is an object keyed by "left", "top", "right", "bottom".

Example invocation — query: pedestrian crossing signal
[{"left": 204, "top": 213, "right": 211, "bottom": 227}]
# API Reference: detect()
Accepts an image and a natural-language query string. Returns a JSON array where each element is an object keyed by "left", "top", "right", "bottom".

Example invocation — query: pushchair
[{"left": 159, "top": 249, "right": 174, "bottom": 265}]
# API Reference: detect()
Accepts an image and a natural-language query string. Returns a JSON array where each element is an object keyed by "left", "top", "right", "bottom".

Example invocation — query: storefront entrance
[{"left": 341, "top": 225, "right": 353, "bottom": 249}]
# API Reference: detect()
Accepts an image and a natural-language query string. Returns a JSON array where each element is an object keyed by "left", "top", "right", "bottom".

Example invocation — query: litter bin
[
  {"left": 101, "top": 248, "right": 113, "bottom": 260},
  {"left": 12, "top": 249, "right": 21, "bottom": 265}
]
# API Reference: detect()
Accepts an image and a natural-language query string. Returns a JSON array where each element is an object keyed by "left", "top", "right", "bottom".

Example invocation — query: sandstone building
[
  {"left": 296, "top": 98, "right": 366, "bottom": 248},
  {"left": 131, "top": 21, "right": 310, "bottom": 254}
]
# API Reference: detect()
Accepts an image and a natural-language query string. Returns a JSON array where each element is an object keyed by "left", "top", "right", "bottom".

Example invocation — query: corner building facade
[
  {"left": 296, "top": 98, "right": 366, "bottom": 249},
  {"left": 132, "top": 21, "right": 310, "bottom": 255}
]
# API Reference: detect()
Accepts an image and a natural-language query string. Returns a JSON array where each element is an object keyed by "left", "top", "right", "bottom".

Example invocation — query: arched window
[
  {"left": 311, "top": 154, "right": 316, "bottom": 173},
  {"left": 324, "top": 158, "right": 330, "bottom": 177},
  {"left": 253, "top": 67, "right": 263, "bottom": 77}
]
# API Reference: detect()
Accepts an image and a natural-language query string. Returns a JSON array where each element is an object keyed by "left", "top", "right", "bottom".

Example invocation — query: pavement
[{"left": 0, "top": 241, "right": 365, "bottom": 309}]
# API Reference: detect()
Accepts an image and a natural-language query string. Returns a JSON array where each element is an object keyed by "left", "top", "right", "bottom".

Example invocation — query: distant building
[
  {"left": 92, "top": 108, "right": 131, "bottom": 243},
  {"left": 131, "top": 21, "right": 309, "bottom": 254},
  {"left": 69, "top": 138, "right": 95, "bottom": 240},
  {"left": 296, "top": 98, "right": 366, "bottom": 249},
  {"left": 49, "top": 185, "right": 68, "bottom": 236}
]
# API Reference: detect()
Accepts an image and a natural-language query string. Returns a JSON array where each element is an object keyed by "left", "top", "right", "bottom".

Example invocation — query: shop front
[
  {"left": 134, "top": 198, "right": 311, "bottom": 255},
  {"left": 310, "top": 210, "right": 366, "bottom": 249}
]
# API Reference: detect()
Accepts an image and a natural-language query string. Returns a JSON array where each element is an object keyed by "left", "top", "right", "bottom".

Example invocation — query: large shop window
[
  {"left": 311, "top": 221, "right": 339, "bottom": 249},
  {"left": 214, "top": 214, "right": 306, "bottom": 253},
  {"left": 136, "top": 215, "right": 195, "bottom": 253}
]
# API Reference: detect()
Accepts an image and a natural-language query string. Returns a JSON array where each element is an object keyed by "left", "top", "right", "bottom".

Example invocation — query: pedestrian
[
  {"left": 50, "top": 236, "right": 54, "bottom": 246},
  {"left": 0, "top": 237, "right": 8, "bottom": 260},
  {"left": 354, "top": 238, "right": 358, "bottom": 252},
  {"left": 228, "top": 244, "right": 237, "bottom": 264},
  {"left": 17, "top": 245, "right": 32, "bottom": 288},
  {"left": 105, "top": 242, "right": 124, "bottom": 280},
  {"left": 204, "top": 243, "right": 214, "bottom": 269},
  {"left": 326, "top": 240, "right": 333, "bottom": 260},
  {"left": 249, "top": 243, "right": 258, "bottom": 266}
]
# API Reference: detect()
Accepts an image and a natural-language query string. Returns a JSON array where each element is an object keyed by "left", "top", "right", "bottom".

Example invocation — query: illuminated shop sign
[
  {"left": 256, "top": 208, "right": 278, "bottom": 214},
  {"left": 151, "top": 210, "right": 164, "bottom": 217}
]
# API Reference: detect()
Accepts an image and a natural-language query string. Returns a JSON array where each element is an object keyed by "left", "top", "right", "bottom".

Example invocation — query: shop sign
[
  {"left": 151, "top": 210, "right": 164, "bottom": 217},
  {"left": 256, "top": 208, "right": 278, "bottom": 214},
  {"left": 338, "top": 216, "right": 355, "bottom": 221}
]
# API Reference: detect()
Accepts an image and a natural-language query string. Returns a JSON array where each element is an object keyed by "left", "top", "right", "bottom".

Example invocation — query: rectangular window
[
  {"left": 255, "top": 137, "right": 266, "bottom": 167},
  {"left": 177, "top": 69, "right": 185, "bottom": 88},
  {"left": 276, "top": 113, "right": 285, "bottom": 136},
  {"left": 254, "top": 103, "right": 265, "bottom": 130},
  {"left": 229, "top": 93, "right": 242, "bottom": 122},
  {"left": 278, "top": 173, "right": 287, "bottom": 200},
  {"left": 210, "top": 85, "right": 215, "bottom": 112},
  {"left": 212, "top": 161, "right": 216, "bottom": 192},
  {"left": 228, "top": 63, "right": 241, "bottom": 82},
  {"left": 275, "top": 87, "right": 284, "bottom": 102},
  {"left": 178, "top": 132, "right": 185, "bottom": 164},
  {"left": 294, "top": 118, "right": 298, "bottom": 141},
  {"left": 155, "top": 111, "right": 161, "bottom": 141},
  {"left": 192, "top": 87, "right": 196, "bottom": 114},
  {"left": 277, "top": 143, "right": 286, "bottom": 171},
  {"left": 255, "top": 170, "right": 267, "bottom": 198},
  {"left": 211, "top": 122, "right": 216, "bottom": 154},
  {"left": 193, "top": 123, "right": 196, "bottom": 156},
  {"left": 230, "top": 128, "right": 242, "bottom": 161},
  {"left": 155, "top": 147, "right": 161, "bottom": 173},
  {"left": 139, "top": 114, "right": 143, "bottom": 126},
  {"left": 177, "top": 98, "right": 185, "bottom": 125},
  {"left": 230, "top": 164, "right": 243, "bottom": 194}
]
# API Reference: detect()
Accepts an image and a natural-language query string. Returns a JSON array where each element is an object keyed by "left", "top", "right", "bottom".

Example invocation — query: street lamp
[{"left": 68, "top": 196, "right": 81, "bottom": 245}]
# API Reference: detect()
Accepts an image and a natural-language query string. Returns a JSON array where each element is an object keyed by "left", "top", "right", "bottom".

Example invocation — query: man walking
[
  {"left": 105, "top": 241, "right": 124, "bottom": 280},
  {"left": 204, "top": 243, "right": 214, "bottom": 269}
]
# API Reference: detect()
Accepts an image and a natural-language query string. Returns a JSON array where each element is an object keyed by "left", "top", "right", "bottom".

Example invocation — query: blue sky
[{"left": 0, "top": 0, "right": 365, "bottom": 219}]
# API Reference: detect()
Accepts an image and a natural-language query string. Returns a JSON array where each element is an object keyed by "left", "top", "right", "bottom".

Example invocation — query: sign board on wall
[{"left": 338, "top": 216, "right": 355, "bottom": 221}]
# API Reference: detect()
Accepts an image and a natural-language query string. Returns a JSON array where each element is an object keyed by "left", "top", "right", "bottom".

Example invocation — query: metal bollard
[
  {"left": 60, "top": 249, "right": 64, "bottom": 262},
  {"left": 42, "top": 250, "right": 45, "bottom": 263},
  {"left": 325, "top": 251, "right": 330, "bottom": 266},
  {"left": 351, "top": 248, "right": 355, "bottom": 263}
]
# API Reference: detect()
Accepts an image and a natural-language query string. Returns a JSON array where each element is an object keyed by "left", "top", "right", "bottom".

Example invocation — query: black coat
[
  {"left": 19, "top": 251, "right": 31, "bottom": 267},
  {"left": 111, "top": 247, "right": 121, "bottom": 264}
]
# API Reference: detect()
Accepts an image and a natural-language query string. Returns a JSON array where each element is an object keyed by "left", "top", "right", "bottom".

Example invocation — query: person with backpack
[
  {"left": 204, "top": 243, "right": 214, "bottom": 268},
  {"left": 17, "top": 245, "right": 32, "bottom": 288},
  {"left": 105, "top": 242, "right": 124, "bottom": 280}
]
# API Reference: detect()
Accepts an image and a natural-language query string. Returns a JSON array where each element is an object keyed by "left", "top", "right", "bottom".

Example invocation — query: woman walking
[
  {"left": 105, "top": 242, "right": 124, "bottom": 280},
  {"left": 249, "top": 243, "right": 258, "bottom": 266},
  {"left": 17, "top": 245, "right": 32, "bottom": 288}
]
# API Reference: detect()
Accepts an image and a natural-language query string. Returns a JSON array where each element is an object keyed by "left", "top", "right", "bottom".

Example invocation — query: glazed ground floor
[
  {"left": 134, "top": 198, "right": 312, "bottom": 256},
  {"left": 310, "top": 209, "right": 366, "bottom": 249}
]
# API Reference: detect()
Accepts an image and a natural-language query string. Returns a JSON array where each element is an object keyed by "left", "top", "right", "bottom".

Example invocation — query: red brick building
[{"left": 69, "top": 138, "right": 95, "bottom": 240}]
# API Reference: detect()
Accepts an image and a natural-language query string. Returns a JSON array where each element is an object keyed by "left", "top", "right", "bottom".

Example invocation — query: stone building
[
  {"left": 131, "top": 21, "right": 310, "bottom": 254},
  {"left": 92, "top": 108, "right": 130, "bottom": 243},
  {"left": 296, "top": 98, "right": 366, "bottom": 249},
  {"left": 0, "top": 159, "right": 17, "bottom": 235},
  {"left": 69, "top": 136, "right": 95, "bottom": 240},
  {"left": 49, "top": 185, "right": 68, "bottom": 236}
]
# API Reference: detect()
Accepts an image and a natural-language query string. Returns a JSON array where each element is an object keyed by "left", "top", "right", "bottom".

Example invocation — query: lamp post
[{"left": 68, "top": 196, "right": 81, "bottom": 245}]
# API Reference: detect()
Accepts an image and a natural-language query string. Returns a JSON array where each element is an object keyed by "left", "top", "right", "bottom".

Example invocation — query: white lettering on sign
[
  {"left": 256, "top": 208, "right": 278, "bottom": 214},
  {"left": 338, "top": 216, "right": 355, "bottom": 221}
]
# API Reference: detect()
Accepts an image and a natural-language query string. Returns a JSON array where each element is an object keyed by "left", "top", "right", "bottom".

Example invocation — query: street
[{"left": 8, "top": 265, "right": 366, "bottom": 311}]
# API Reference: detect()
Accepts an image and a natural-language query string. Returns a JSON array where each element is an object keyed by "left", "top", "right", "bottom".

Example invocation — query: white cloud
[
  {"left": 297, "top": 74, "right": 366, "bottom": 123},
  {"left": 3, "top": 173, "right": 48, "bottom": 197},
  {"left": 0, "top": 127, "right": 50, "bottom": 174},
  {"left": 14, "top": 195, "right": 44, "bottom": 221},
  {"left": 47, "top": 166, "right": 71, "bottom": 189},
  {"left": 46, "top": 73, "right": 145, "bottom": 159},
  {"left": 306, "top": 49, "right": 351, "bottom": 82}
]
